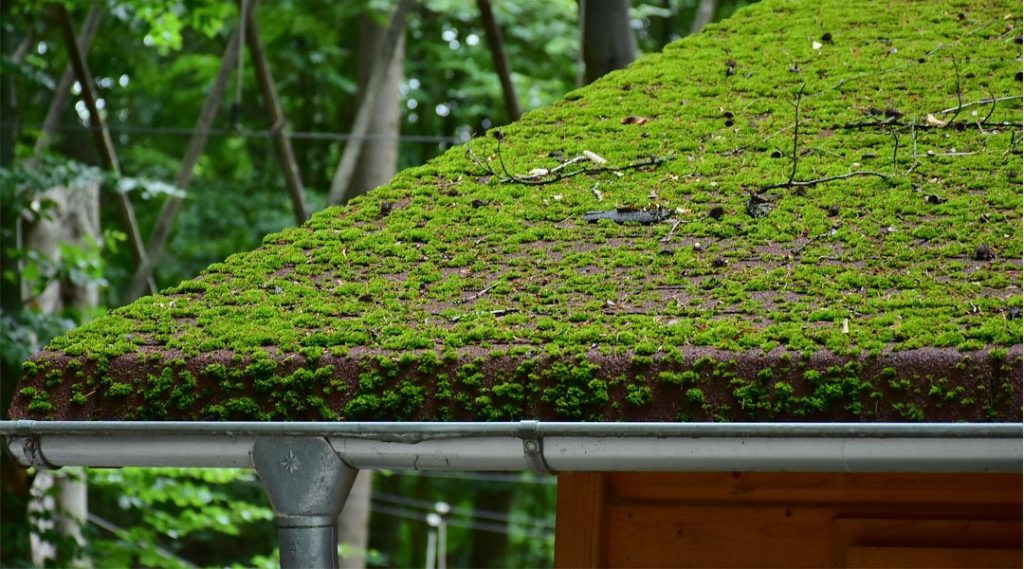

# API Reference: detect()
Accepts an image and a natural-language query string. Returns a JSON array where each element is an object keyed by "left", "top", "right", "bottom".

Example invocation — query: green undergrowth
[{"left": 15, "top": 0, "right": 1023, "bottom": 422}]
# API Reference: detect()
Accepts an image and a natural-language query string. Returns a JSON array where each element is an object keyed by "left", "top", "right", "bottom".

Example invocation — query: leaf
[
  {"left": 582, "top": 150, "right": 607, "bottom": 164},
  {"left": 926, "top": 113, "right": 949, "bottom": 127},
  {"left": 621, "top": 115, "right": 651, "bottom": 125}
]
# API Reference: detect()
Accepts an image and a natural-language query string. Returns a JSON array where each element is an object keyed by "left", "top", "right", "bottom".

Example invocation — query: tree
[
  {"left": 347, "top": 10, "right": 405, "bottom": 200},
  {"left": 24, "top": 178, "right": 101, "bottom": 567},
  {"left": 579, "top": 0, "right": 636, "bottom": 84},
  {"left": 690, "top": 0, "right": 719, "bottom": 34}
]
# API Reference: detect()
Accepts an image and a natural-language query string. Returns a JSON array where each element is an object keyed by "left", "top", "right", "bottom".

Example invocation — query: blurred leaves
[{"left": 87, "top": 467, "right": 276, "bottom": 568}]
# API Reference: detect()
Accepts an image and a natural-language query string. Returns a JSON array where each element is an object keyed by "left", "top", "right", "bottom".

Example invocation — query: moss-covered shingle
[{"left": 11, "top": 0, "right": 1022, "bottom": 422}]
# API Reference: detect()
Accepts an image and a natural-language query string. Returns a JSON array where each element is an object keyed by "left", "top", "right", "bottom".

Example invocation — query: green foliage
[{"left": 86, "top": 467, "right": 276, "bottom": 568}]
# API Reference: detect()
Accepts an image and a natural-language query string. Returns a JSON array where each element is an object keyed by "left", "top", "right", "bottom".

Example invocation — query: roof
[{"left": 11, "top": 0, "right": 1022, "bottom": 423}]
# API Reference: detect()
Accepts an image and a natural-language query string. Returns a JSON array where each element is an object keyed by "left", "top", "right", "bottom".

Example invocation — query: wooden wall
[{"left": 554, "top": 472, "right": 1022, "bottom": 568}]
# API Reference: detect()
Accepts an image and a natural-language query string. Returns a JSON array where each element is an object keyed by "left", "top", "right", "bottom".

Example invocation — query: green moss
[
  {"left": 685, "top": 387, "right": 706, "bottom": 406},
  {"left": 107, "top": 383, "right": 133, "bottom": 398},
  {"left": 203, "top": 364, "right": 227, "bottom": 380},
  {"left": 625, "top": 384, "right": 652, "bottom": 406},
  {"left": 27, "top": 399, "right": 53, "bottom": 413},
  {"left": 21, "top": 361, "right": 38, "bottom": 376},
  {"left": 892, "top": 402, "right": 925, "bottom": 421},
  {"left": 10, "top": 0, "right": 1022, "bottom": 423},
  {"left": 44, "top": 368, "right": 62, "bottom": 387}
]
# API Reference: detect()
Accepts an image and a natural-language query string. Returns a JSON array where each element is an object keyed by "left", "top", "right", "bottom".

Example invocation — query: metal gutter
[
  {"left": 3, "top": 420, "right": 1021, "bottom": 473},
  {"left": 4, "top": 420, "right": 1019, "bottom": 569}
]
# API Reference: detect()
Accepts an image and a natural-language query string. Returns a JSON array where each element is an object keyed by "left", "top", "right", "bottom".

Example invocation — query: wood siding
[{"left": 555, "top": 472, "right": 1022, "bottom": 568}]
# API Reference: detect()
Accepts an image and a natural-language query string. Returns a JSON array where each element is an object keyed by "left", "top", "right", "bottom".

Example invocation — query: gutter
[
  {"left": 2, "top": 420, "right": 1020, "bottom": 473},
  {"left": 4, "top": 420, "right": 1019, "bottom": 569}
]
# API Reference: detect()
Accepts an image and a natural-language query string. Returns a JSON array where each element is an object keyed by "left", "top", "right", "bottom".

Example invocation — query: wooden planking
[
  {"left": 555, "top": 472, "right": 607, "bottom": 568},
  {"left": 844, "top": 547, "right": 1022, "bottom": 568},
  {"left": 831, "top": 518, "right": 1024, "bottom": 567},
  {"left": 606, "top": 472, "right": 1023, "bottom": 506},
  {"left": 605, "top": 502, "right": 836, "bottom": 568},
  {"left": 555, "top": 472, "right": 1024, "bottom": 568}
]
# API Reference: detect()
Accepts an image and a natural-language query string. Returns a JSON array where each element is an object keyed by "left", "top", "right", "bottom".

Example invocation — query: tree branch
[
  {"left": 246, "top": 0, "right": 308, "bottom": 223},
  {"left": 54, "top": 3, "right": 156, "bottom": 296},
  {"left": 35, "top": 5, "right": 101, "bottom": 157}
]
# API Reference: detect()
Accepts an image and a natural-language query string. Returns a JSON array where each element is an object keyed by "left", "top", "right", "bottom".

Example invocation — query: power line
[
  {"left": 3, "top": 121, "right": 463, "bottom": 144},
  {"left": 87, "top": 513, "right": 199, "bottom": 568},
  {"left": 370, "top": 502, "right": 554, "bottom": 540},
  {"left": 374, "top": 491, "right": 555, "bottom": 529}
]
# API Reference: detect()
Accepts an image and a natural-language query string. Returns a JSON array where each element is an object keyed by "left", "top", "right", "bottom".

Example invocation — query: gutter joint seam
[{"left": 518, "top": 420, "right": 553, "bottom": 475}]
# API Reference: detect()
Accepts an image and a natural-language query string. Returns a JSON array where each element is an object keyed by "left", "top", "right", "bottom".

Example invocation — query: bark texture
[{"left": 580, "top": 0, "right": 637, "bottom": 85}]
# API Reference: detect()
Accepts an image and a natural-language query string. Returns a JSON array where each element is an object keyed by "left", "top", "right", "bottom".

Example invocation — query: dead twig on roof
[
  {"left": 936, "top": 95, "right": 1021, "bottom": 115},
  {"left": 946, "top": 55, "right": 965, "bottom": 125},
  {"left": 464, "top": 281, "right": 497, "bottom": 303},
  {"left": 980, "top": 89, "right": 998, "bottom": 128},
  {"left": 471, "top": 130, "right": 668, "bottom": 186},
  {"left": 466, "top": 145, "right": 497, "bottom": 177},
  {"left": 787, "top": 84, "right": 805, "bottom": 185},
  {"left": 757, "top": 171, "right": 891, "bottom": 193},
  {"left": 660, "top": 219, "right": 684, "bottom": 242},
  {"left": 754, "top": 84, "right": 892, "bottom": 195},
  {"left": 965, "top": 17, "right": 1000, "bottom": 36},
  {"left": 890, "top": 127, "right": 900, "bottom": 176},
  {"left": 905, "top": 122, "right": 921, "bottom": 175}
]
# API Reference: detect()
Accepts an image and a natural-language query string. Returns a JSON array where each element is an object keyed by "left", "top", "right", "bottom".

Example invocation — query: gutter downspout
[{"left": 3, "top": 421, "right": 1021, "bottom": 569}]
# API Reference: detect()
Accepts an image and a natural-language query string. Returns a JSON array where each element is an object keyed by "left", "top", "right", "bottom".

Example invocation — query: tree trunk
[
  {"left": 338, "top": 471, "right": 374, "bottom": 568},
  {"left": 580, "top": 0, "right": 637, "bottom": 85},
  {"left": 690, "top": 0, "right": 718, "bottom": 34},
  {"left": 1, "top": 6, "right": 17, "bottom": 168},
  {"left": 466, "top": 484, "right": 514, "bottom": 568},
  {"left": 477, "top": 0, "right": 521, "bottom": 121},
  {"left": 328, "top": 0, "right": 408, "bottom": 204},
  {"left": 26, "top": 182, "right": 100, "bottom": 568},
  {"left": 647, "top": 0, "right": 676, "bottom": 50},
  {"left": 347, "top": 12, "right": 404, "bottom": 199}
]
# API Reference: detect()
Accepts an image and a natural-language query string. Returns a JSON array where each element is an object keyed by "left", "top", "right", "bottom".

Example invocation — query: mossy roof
[{"left": 11, "top": 0, "right": 1022, "bottom": 423}]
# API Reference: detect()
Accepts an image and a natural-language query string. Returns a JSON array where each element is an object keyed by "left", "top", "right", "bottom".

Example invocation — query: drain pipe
[
  {"left": 251, "top": 437, "right": 356, "bottom": 569},
  {"left": 3, "top": 421, "right": 1021, "bottom": 569}
]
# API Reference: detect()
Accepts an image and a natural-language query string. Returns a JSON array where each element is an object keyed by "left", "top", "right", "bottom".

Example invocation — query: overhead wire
[
  {"left": 7, "top": 122, "right": 462, "bottom": 144},
  {"left": 87, "top": 513, "right": 199, "bottom": 568},
  {"left": 370, "top": 503, "right": 554, "bottom": 540},
  {"left": 373, "top": 491, "right": 555, "bottom": 529}
]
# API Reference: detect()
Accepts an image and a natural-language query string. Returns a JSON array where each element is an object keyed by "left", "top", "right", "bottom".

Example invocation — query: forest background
[{"left": 1, "top": 1, "right": 754, "bottom": 566}]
